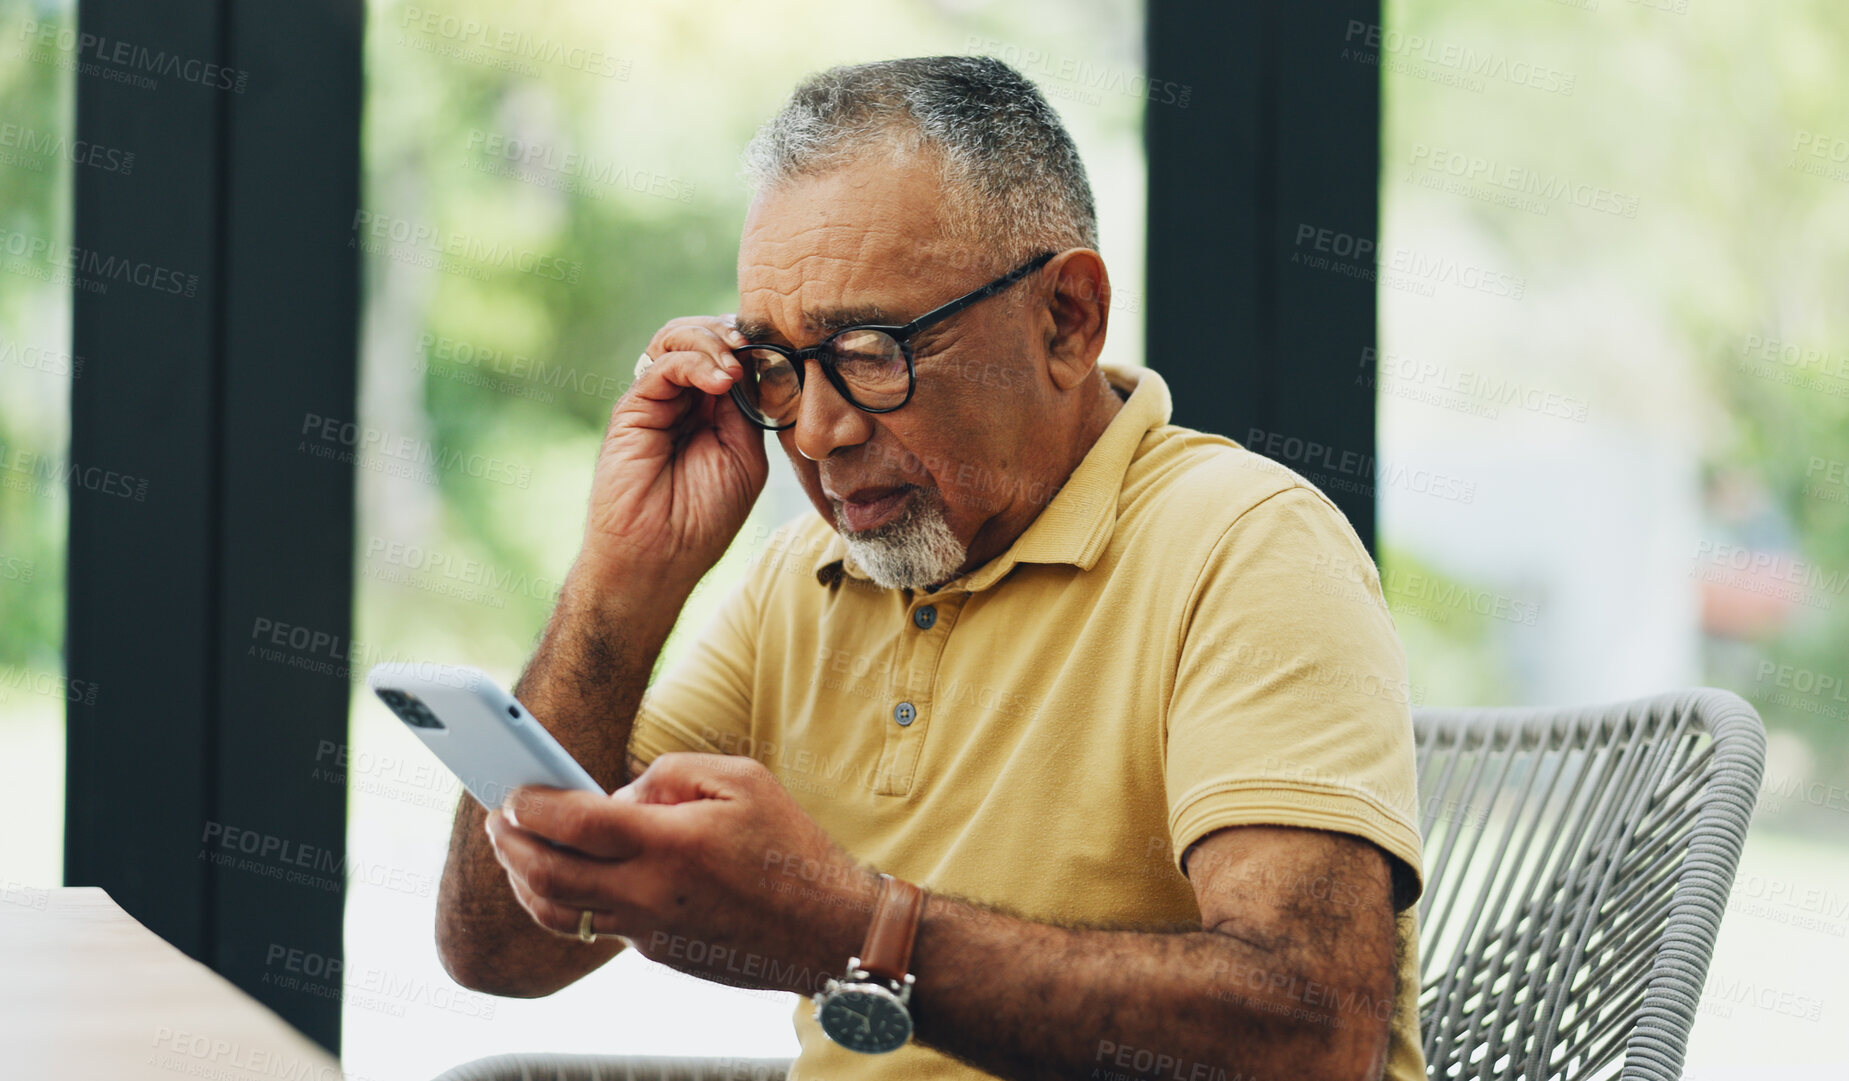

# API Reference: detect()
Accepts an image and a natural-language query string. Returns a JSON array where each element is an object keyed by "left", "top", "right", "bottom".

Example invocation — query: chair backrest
[{"left": 1411, "top": 689, "right": 1765, "bottom": 1081}]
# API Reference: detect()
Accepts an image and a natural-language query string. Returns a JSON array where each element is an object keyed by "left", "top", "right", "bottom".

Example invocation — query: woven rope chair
[
  {"left": 431, "top": 689, "right": 1764, "bottom": 1081},
  {"left": 1413, "top": 689, "right": 1764, "bottom": 1080}
]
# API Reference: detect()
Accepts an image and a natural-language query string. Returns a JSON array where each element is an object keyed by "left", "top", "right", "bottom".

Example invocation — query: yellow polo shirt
[{"left": 630, "top": 362, "right": 1425, "bottom": 1081}]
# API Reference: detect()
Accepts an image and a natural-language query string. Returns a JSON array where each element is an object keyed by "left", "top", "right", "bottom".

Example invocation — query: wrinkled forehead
[{"left": 734, "top": 163, "right": 994, "bottom": 342}]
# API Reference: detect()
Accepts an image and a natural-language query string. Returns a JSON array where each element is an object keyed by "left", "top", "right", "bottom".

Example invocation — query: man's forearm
[
  {"left": 435, "top": 560, "right": 686, "bottom": 996},
  {"left": 797, "top": 892, "right": 1391, "bottom": 1081}
]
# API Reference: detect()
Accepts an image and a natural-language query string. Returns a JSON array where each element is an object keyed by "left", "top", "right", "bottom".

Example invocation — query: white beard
[{"left": 838, "top": 488, "right": 968, "bottom": 590}]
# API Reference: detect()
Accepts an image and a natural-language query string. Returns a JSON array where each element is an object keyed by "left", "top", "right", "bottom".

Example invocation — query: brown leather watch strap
[{"left": 857, "top": 873, "right": 925, "bottom": 983}]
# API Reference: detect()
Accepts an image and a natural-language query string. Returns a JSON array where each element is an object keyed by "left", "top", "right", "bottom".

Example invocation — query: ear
[{"left": 1040, "top": 249, "right": 1110, "bottom": 391}]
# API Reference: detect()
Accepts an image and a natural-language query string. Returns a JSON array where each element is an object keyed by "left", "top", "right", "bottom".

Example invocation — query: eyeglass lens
[{"left": 732, "top": 328, "right": 909, "bottom": 427}]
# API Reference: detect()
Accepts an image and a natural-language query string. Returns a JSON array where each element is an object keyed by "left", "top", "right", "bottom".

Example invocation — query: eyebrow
[{"left": 735, "top": 305, "right": 895, "bottom": 345}]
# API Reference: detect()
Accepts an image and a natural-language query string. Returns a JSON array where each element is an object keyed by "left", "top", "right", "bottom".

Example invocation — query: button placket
[{"left": 871, "top": 593, "right": 965, "bottom": 795}]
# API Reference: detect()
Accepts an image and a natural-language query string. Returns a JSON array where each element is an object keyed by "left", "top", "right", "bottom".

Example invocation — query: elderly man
[{"left": 438, "top": 55, "right": 1423, "bottom": 1081}]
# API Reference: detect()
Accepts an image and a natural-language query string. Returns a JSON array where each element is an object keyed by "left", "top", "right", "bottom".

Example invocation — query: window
[
  {"left": 1378, "top": 0, "right": 1849, "bottom": 1065},
  {"left": 0, "top": 0, "right": 77, "bottom": 895}
]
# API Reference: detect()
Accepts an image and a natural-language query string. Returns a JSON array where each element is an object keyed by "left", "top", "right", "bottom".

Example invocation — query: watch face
[{"left": 817, "top": 985, "right": 912, "bottom": 1053}]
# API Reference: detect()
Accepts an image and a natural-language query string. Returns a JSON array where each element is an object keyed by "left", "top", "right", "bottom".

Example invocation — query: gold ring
[{"left": 578, "top": 909, "right": 598, "bottom": 943}]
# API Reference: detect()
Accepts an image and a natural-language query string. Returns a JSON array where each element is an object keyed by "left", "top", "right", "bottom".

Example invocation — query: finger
[
  {"left": 497, "top": 859, "right": 560, "bottom": 932},
  {"left": 504, "top": 785, "right": 651, "bottom": 859},
  {"left": 650, "top": 314, "right": 740, "bottom": 344},
  {"left": 488, "top": 819, "right": 629, "bottom": 911},
  {"left": 647, "top": 324, "right": 745, "bottom": 384},
  {"left": 654, "top": 315, "right": 748, "bottom": 352},
  {"left": 717, "top": 318, "right": 754, "bottom": 365},
  {"left": 707, "top": 343, "right": 771, "bottom": 451},
  {"left": 630, "top": 347, "right": 739, "bottom": 407},
  {"left": 501, "top": 862, "right": 601, "bottom": 939},
  {"left": 485, "top": 812, "right": 552, "bottom": 922},
  {"left": 626, "top": 751, "right": 765, "bottom": 805},
  {"left": 489, "top": 817, "right": 654, "bottom": 938},
  {"left": 521, "top": 887, "right": 640, "bottom": 944},
  {"left": 488, "top": 808, "right": 613, "bottom": 911},
  {"left": 647, "top": 320, "right": 740, "bottom": 359},
  {"left": 615, "top": 321, "right": 751, "bottom": 435}
]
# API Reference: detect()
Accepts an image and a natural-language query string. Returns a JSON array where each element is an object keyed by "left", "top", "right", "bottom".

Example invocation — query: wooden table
[{"left": 0, "top": 885, "right": 344, "bottom": 1078}]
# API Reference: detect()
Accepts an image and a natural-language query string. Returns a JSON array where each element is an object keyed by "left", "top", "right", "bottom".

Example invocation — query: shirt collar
[{"left": 811, "top": 362, "right": 1172, "bottom": 593}]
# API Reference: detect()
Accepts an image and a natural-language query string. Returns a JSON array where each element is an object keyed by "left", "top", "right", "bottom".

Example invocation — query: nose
[{"left": 789, "top": 358, "right": 874, "bottom": 462}]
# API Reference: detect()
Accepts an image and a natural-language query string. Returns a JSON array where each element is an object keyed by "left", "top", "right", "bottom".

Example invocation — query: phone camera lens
[
  {"left": 380, "top": 690, "right": 445, "bottom": 730},
  {"left": 507, "top": 705, "right": 520, "bottom": 718}
]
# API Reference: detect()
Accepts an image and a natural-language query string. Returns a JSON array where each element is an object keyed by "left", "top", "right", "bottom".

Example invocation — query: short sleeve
[
  {"left": 1165, "top": 485, "right": 1424, "bottom": 908},
  {"left": 629, "top": 564, "right": 762, "bottom": 767}
]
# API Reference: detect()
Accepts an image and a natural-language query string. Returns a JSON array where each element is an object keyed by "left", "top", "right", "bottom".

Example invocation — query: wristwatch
[{"left": 812, "top": 872, "right": 924, "bottom": 1053}]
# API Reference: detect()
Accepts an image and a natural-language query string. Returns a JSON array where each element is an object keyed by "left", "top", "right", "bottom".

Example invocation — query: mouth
[{"left": 830, "top": 484, "right": 915, "bottom": 533}]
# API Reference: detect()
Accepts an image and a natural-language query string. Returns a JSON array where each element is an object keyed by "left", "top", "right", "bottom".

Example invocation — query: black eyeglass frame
[{"left": 727, "top": 250, "right": 1059, "bottom": 431}]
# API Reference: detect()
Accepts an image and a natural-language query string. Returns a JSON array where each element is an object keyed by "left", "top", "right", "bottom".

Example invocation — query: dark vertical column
[
  {"left": 67, "top": 0, "right": 360, "bottom": 1054},
  {"left": 1146, "top": 0, "right": 1381, "bottom": 551},
  {"left": 64, "top": 0, "right": 225, "bottom": 965},
  {"left": 208, "top": 0, "right": 362, "bottom": 1051}
]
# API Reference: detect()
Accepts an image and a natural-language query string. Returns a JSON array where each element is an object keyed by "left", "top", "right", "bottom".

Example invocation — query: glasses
[{"left": 727, "top": 251, "right": 1057, "bottom": 431}]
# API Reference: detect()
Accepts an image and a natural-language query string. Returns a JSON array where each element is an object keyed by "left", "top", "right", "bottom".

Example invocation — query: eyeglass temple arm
[{"left": 891, "top": 251, "right": 1058, "bottom": 336}]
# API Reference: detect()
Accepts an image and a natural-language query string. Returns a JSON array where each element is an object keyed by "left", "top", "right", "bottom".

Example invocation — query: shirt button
[
  {"left": 893, "top": 702, "right": 917, "bottom": 726},
  {"left": 912, "top": 605, "right": 937, "bottom": 630}
]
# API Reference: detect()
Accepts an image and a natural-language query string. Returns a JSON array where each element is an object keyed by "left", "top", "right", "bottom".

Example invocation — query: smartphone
[{"left": 366, "top": 661, "right": 604, "bottom": 810}]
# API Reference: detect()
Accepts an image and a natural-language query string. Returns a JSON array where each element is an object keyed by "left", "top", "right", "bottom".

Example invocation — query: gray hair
[{"left": 742, "top": 55, "right": 1099, "bottom": 269}]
